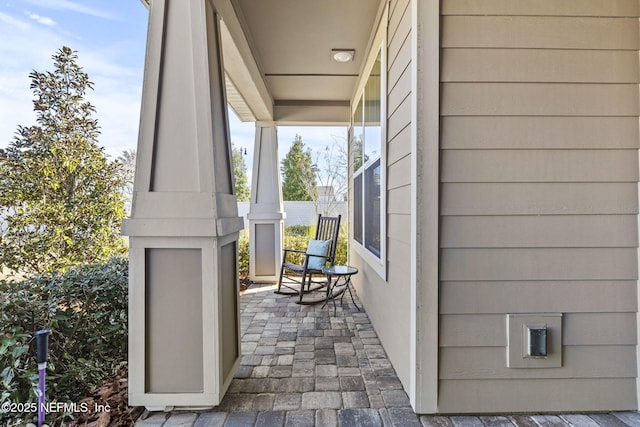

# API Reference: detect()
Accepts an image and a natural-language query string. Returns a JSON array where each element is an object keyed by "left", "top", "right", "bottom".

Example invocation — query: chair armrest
[
  {"left": 283, "top": 249, "right": 306, "bottom": 255},
  {"left": 282, "top": 248, "right": 307, "bottom": 264},
  {"left": 304, "top": 253, "right": 331, "bottom": 260}
]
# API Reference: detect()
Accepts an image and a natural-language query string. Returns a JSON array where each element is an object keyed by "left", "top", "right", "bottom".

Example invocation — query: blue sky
[{"left": 0, "top": 0, "right": 346, "bottom": 180}]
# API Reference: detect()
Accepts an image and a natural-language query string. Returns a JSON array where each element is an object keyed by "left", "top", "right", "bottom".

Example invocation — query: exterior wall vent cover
[{"left": 507, "top": 313, "right": 562, "bottom": 369}]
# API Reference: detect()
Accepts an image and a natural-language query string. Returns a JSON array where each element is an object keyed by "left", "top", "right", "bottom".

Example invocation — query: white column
[
  {"left": 122, "top": 0, "right": 243, "bottom": 409},
  {"left": 248, "top": 122, "right": 285, "bottom": 283}
]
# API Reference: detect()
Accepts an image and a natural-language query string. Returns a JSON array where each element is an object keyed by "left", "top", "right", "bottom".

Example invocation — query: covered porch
[
  {"left": 124, "top": 0, "right": 391, "bottom": 411},
  {"left": 126, "top": 0, "right": 640, "bottom": 416}
]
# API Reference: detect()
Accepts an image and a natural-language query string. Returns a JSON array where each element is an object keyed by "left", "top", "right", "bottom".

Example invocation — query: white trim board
[{"left": 410, "top": 0, "right": 440, "bottom": 413}]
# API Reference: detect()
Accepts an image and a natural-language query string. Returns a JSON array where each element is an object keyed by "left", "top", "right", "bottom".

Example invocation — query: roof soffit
[{"left": 231, "top": 0, "right": 382, "bottom": 122}]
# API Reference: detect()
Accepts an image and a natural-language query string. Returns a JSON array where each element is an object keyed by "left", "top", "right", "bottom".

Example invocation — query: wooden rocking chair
[{"left": 275, "top": 214, "right": 341, "bottom": 304}]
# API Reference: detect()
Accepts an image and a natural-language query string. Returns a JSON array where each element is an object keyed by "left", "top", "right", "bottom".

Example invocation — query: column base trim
[{"left": 249, "top": 275, "right": 280, "bottom": 284}]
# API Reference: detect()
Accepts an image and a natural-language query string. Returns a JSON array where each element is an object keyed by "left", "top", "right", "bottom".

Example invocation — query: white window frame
[{"left": 350, "top": 11, "right": 387, "bottom": 280}]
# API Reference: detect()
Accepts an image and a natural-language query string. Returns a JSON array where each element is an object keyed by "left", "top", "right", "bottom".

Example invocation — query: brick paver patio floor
[{"left": 135, "top": 283, "right": 640, "bottom": 427}]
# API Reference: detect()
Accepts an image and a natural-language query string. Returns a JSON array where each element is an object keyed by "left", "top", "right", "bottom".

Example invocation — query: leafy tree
[
  {"left": 312, "top": 136, "right": 348, "bottom": 216},
  {"left": 232, "top": 144, "right": 250, "bottom": 202},
  {"left": 281, "top": 134, "right": 317, "bottom": 201},
  {"left": 0, "top": 46, "right": 126, "bottom": 275},
  {"left": 117, "top": 148, "right": 136, "bottom": 215}
]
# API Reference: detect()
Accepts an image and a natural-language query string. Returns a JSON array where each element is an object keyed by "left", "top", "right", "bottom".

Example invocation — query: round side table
[{"left": 322, "top": 265, "right": 359, "bottom": 315}]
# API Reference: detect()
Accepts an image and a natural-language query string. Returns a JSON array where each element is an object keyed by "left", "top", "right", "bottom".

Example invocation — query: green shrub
[
  {"left": 283, "top": 225, "right": 348, "bottom": 266},
  {"left": 283, "top": 232, "right": 311, "bottom": 265},
  {"left": 333, "top": 225, "right": 348, "bottom": 266},
  {"left": 0, "top": 257, "right": 128, "bottom": 424},
  {"left": 285, "top": 225, "right": 311, "bottom": 237},
  {"left": 238, "top": 229, "right": 249, "bottom": 279}
]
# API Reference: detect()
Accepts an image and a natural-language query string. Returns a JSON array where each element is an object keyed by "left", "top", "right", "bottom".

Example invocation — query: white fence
[
  {"left": 2, "top": 204, "right": 347, "bottom": 232},
  {"left": 238, "top": 201, "right": 347, "bottom": 228}
]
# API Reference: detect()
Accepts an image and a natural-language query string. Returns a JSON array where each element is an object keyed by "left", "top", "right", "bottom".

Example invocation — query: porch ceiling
[{"left": 225, "top": 0, "right": 383, "bottom": 124}]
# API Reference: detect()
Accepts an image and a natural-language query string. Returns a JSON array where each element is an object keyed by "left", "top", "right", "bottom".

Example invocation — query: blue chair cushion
[{"left": 306, "top": 239, "right": 331, "bottom": 270}]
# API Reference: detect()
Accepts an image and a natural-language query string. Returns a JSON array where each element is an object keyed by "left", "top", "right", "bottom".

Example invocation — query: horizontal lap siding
[
  {"left": 442, "top": 150, "right": 639, "bottom": 183},
  {"left": 441, "top": 313, "right": 638, "bottom": 347},
  {"left": 350, "top": 0, "right": 413, "bottom": 390},
  {"left": 440, "top": 281, "right": 638, "bottom": 314},
  {"left": 441, "top": 183, "right": 638, "bottom": 215},
  {"left": 439, "top": 2, "right": 639, "bottom": 414},
  {"left": 439, "top": 379, "right": 637, "bottom": 413},
  {"left": 442, "top": 0, "right": 640, "bottom": 17},
  {"left": 386, "top": 0, "right": 412, "bottom": 258},
  {"left": 442, "top": 49, "right": 640, "bottom": 83},
  {"left": 441, "top": 215, "right": 639, "bottom": 248},
  {"left": 440, "top": 248, "right": 637, "bottom": 281},
  {"left": 442, "top": 116, "right": 640, "bottom": 150},
  {"left": 442, "top": 83, "right": 638, "bottom": 116},
  {"left": 442, "top": 16, "right": 639, "bottom": 50},
  {"left": 441, "top": 346, "right": 637, "bottom": 379}
]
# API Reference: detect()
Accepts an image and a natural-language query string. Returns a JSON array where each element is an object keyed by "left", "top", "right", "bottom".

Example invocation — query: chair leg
[
  {"left": 276, "top": 254, "right": 287, "bottom": 293},
  {"left": 346, "top": 279, "right": 360, "bottom": 311},
  {"left": 298, "top": 271, "right": 307, "bottom": 303}
]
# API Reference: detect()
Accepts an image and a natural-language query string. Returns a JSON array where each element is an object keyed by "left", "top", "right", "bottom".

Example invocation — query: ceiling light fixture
[{"left": 331, "top": 49, "right": 355, "bottom": 63}]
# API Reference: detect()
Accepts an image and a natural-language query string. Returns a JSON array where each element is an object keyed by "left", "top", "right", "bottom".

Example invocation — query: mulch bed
[
  {"left": 48, "top": 365, "right": 143, "bottom": 427},
  {"left": 239, "top": 276, "right": 252, "bottom": 292}
]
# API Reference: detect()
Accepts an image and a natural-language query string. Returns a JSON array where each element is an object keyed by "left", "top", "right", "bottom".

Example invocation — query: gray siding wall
[
  {"left": 350, "top": 0, "right": 413, "bottom": 388},
  {"left": 439, "top": 0, "right": 639, "bottom": 413}
]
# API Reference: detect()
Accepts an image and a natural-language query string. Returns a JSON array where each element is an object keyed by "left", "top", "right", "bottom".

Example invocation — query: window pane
[
  {"left": 364, "top": 51, "right": 381, "bottom": 163},
  {"left": 364, "top": 159, "right": 381, "bottom": 257},
  {"left": 353, "top": 95, "right": 364, "bottom": 171},
  {"left": 354, "top": 173, "right": 363, "bottom": 244}
]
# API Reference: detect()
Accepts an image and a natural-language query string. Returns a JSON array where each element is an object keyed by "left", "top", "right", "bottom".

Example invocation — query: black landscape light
[{"left": 35, "top": 329, "right": 50, "bottom": 427}]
